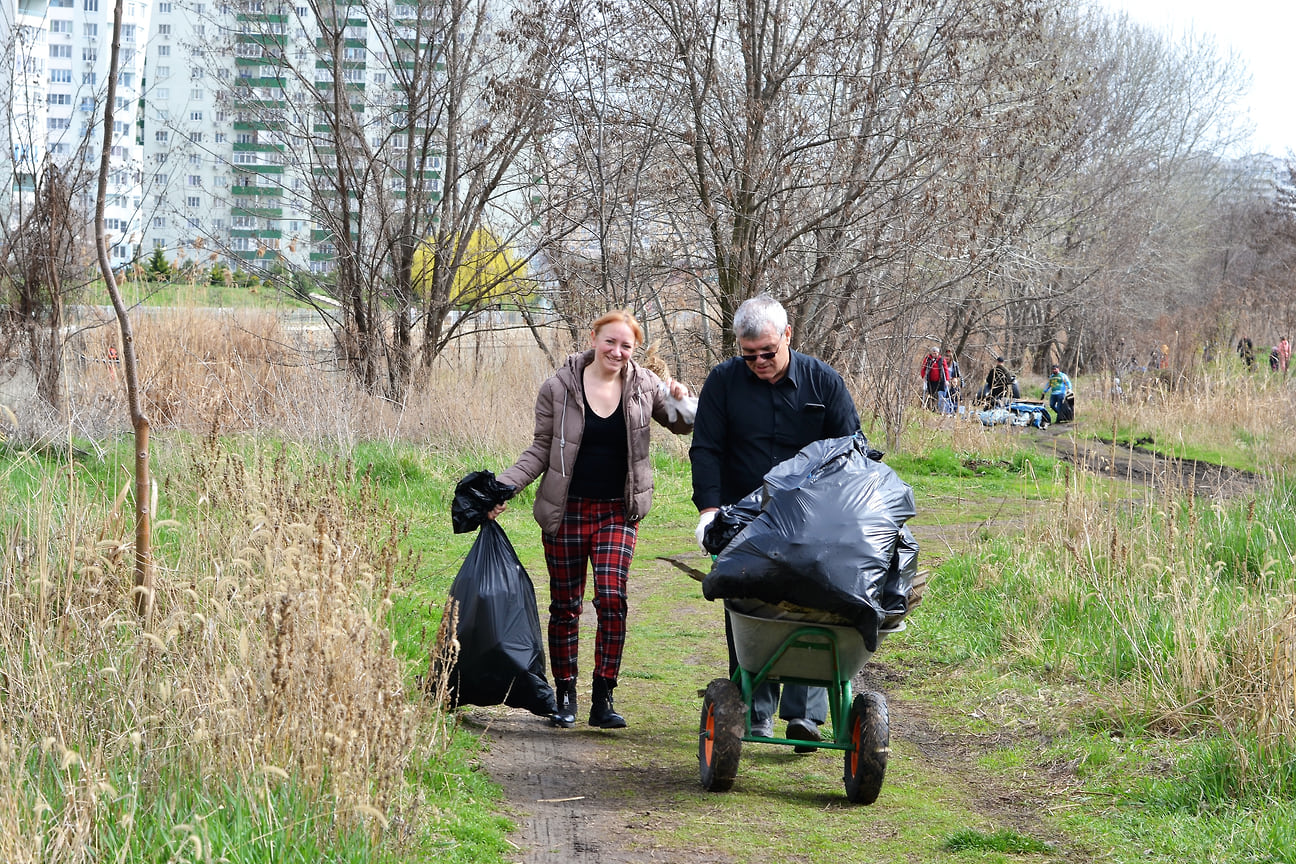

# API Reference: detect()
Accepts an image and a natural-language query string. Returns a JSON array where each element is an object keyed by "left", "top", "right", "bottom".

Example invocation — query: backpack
[{"left": 925, "top": 354, "right": 943, "bottom": 382}]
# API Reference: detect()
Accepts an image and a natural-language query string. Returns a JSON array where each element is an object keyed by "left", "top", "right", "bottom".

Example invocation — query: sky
[{"left": 1096, "top": 0, "right": 1295, "bottom": 156}]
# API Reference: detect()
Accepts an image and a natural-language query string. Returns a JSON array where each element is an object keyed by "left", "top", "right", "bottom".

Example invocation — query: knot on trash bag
[{"left": 452, "top": 470, "right": 517, "bottom": 534}]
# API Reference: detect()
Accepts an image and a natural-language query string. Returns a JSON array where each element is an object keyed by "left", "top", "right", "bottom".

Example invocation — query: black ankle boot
[
  {"left": 550, "top": 679, "right": 576, "bottom": 729},
  {"left": 588, "top": 676, "right": 626, "bottom": 729}
]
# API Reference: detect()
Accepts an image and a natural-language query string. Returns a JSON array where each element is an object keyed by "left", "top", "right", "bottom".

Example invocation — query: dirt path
[
  {"left": 1028, "top": 424, "right": 1260, "bottom": 500},
  {"left": 465, "top": 436, "right": 1259, "bottom": 863}
]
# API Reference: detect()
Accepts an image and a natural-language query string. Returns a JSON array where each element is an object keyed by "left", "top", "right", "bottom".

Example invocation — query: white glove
[{"left": 695, "top": 510, "right": 717, "bottom": 552}]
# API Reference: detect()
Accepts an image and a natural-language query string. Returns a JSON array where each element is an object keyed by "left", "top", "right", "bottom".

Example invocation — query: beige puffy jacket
[{"left": 499, "top": 350, "right": 693, "bottom": 536}]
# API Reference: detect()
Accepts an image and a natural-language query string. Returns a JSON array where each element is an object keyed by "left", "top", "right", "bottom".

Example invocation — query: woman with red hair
[{"left": 496, "top": 311, "right": 693, "bottom": 729}]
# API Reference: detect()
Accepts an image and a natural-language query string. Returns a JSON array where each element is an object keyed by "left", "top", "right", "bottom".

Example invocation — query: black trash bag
[
  {"left": 701, "top": 434, "right": 918, "bottom": 653},
  {"left": 452, "top": 470, "right": 517, "bottom": 534},
  {"left": 444, "top": 520, "right": 557, "bottom": 717},
  {"left": 701, "top": 440, "right": 887, "bottom": 555},
  {"left": 880, "top": 525, "right": 919, "bottom": 628}
]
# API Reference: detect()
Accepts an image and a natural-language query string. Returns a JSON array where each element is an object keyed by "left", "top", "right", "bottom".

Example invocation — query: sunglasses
[{"left": 739, "top": 349, "right": 779, "bottom": 364}]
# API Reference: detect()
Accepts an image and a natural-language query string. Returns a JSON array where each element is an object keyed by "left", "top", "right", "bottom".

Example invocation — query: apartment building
[
  {"left": 5, "top": 0, "right": 457, "bottom": 277},
  {"left": 3, "top": 0, "right": 148, "bottom": 266}
]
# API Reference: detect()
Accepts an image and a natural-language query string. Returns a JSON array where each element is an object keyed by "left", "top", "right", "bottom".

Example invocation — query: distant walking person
[
  {"left": 1042, "top": 364, "right": 1073, "bottom": 423},
  {"left": 919, "top": 346, "right": 950, "bottom": 411},
  {"left": 1237, "top": 337, "right": 1255, "bottom": 370},
  {"left": 1280, "top": 336, "right": 1291, "bottom": 374}
]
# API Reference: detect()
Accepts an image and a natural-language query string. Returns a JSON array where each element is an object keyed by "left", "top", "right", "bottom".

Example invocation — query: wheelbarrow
[{"left": 697, "top": 598, "right": 902, "bottom": 804}]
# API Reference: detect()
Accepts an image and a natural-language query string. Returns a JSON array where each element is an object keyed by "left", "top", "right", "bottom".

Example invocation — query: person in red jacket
[{"left": 920, "top": 347, "right": 950, "bottom": 411}]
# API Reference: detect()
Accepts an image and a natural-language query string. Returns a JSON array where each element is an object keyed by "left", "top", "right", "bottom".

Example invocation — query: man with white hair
[{"left": 689, "top": 294, "right": 860, "bottom": 751}]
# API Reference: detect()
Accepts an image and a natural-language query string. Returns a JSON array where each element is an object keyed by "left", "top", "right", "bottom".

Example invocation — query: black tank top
[{"left": 568, "top": 391, "right": 628, "bottom": 500}]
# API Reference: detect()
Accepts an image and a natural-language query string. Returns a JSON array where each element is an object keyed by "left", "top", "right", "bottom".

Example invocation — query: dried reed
[{"left": 0, "top": 431, "right": 427, "bottom": 861}]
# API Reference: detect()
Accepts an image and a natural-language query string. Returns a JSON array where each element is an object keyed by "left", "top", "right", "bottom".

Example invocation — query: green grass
[{"left": 944, "top": 827, "right": 1054, "bottom": 854}]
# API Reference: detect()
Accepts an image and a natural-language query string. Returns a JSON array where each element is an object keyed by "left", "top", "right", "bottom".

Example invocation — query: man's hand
[{"left": 695, "top": 509, "right": 718, "bottom": 552}]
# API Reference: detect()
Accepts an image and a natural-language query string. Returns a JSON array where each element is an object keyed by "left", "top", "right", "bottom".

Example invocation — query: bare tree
[
  {"left": 178, "top": 0, "right": 572, "bottom": 400},
  {"left": 0, "top": 21, "right": 103, "bottom": 411},
  {"left": 95, "top": 0, "right": 154, "bottom": 620}
]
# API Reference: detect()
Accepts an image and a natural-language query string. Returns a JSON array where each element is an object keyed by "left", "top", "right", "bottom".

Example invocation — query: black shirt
[
  {"left": 690, "top": 350, "right": 860, "bottom": 510},
  {"left": 568, "top": 397, "right": 628, "bottom": 500}
]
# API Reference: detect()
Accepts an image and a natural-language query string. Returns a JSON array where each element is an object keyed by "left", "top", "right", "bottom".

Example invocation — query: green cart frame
[{"left": 698, "top": 601, "right": 899, "bottom": 804}]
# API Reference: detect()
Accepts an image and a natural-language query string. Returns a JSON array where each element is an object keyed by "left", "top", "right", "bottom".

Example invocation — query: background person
[
  {"left": 919, "top": 346, "right": 949, "bottom": 411},
  {"left": 1042, "top": 363, "right": 1073, "bottom": 423},
  {"left": 690, "top": 294, "right": 861, "bottom": 751},
  {"left": 982, "top": 356, "right": 1016, "bottom": 406},
  {"left": 494, "top": 310, "right": 693, "bottom": 730}
]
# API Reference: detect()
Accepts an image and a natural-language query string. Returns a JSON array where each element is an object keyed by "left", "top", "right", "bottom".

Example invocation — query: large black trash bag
[
  {"left": 444, "top": 520, "right": 557, "bottom": 717},
  {"left": 701, "top": 434, "right": 918, "bottom": 652},
  {"left": 452, "top": 470, "right": 517, "bottom": 534}
]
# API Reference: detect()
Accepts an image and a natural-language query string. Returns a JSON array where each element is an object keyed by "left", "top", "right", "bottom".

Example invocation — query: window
[
  {"left": 191, "top": 68, "right": 204, "bottom": 80},
  {"left": 155, "top": 130, "right": 169, "bottom": 142},
  {"left": 154, "top": 174, "right": 168, "bottom": 184},
  {"left": 189, "top": 154, "right": 202, "bottom": 165},
  {"left": 212, "top": 218, "right": 225, "bottom": 229},
  {"left": 50, "top": 143, "right": 70, "bottom": 154},
  {"left": 83, "top": 47, "right": 97, "bottom": 61},
  {"left": 373, "top": 72, "right": 386, "bottom": 85},
  {"left": 105, "top": 218, "right": 124, "bottom": 231},
  {"left": 158, "top": 24, "right": 171, "bottom": 36},
  {"left": 80, "top": 97, "right": 95, "bottom": 111},
  {"left": 188, "top": 174, "right": 201, "bottom": 186},
  {"left": 119, "top": 72, "right": 134, "bottom": 87},
  {"left": 50, "top": 68, "right": 73, "bottom": 82},
  {"left": 191, "top": 89, "right": 204, "bottom": 101},
  {"left": 213, "top": 176, "right": 228, "bottom": 187},
  {"left": 157, "top": 66, "right": 170, "bottom": 77},
  {"left": 83, "top": 0, "right": 98, "bottom": 9},
  {"left": 232, "top": 215, "right": 254, "bottom": 228},
  {"left": 186, "top": 196, "right": 201, "bottom": 208},
  {"left": 214, "top": 133, "right": 226, "bottom": 143},
  {"left": 82, "top": 72, "right": 96, "bottom": 84},
  {"left": 47, "top": 93, "right": 71, "bottom": 105},
  {"left": 158, "top": 45, "right": 170, "bottom": 57},
  {"left": 159, "top": 1, "right": 171, "bottom": 11},
  {"left": 233, "top": 152, "right": 257, "bottom": 164},
  {"left": 121, "top": 24, "right": 135, "bottom": 39},
  {"left": 85, "top": 22, "right": 97, "bottom": 36},
  {"left": 231, "top": 237, "right": 252, "bottom": 251},
  {"left": 153, "top": 217, "right": 167, "bottom": 228},
  {"left": 48, "top": 117, "right": 70, "bottom": 129},
  {"left": 189, "top": 132, "right": 203, "bottom": 143},
  {"left": 51, "top": 0, "right": 73, "bottom": 6},
  {"left": 50, "top": 44, "right": 71, "bottom": 58},
  {"left": 236, "top": 133, "right": 254, "bottom": 144},
  {"left": 113, "top": 120, "right": 130, "bottom": 135},
  {"left": 154, "top": 239, "right": 166, "bottom": 249},
  {"left": 50, "top": 20, "right": 72, "bottom": 33}
]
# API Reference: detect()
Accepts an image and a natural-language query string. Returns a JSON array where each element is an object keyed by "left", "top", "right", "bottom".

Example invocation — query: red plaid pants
[{"left": 542, "top": 496, "right": 638, "bottom": 682}]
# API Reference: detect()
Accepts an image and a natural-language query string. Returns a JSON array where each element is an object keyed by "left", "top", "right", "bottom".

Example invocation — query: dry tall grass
[
  {"left": 0, "top": 431, "right": 427, "bottom": 861},
  {"left": 50, "top": 309, "right": 554, "bottom": 455},
  {"left": 992, "top": 367, "right": 1296, "bottom": 755}
]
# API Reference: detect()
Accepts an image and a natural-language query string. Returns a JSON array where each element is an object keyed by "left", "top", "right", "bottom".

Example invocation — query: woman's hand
[
  {"left": 666, "top": 378, "right": 689, "bottom": 400},
  {"left": 487, "top": 502, "right": 507, "bottom": 521}
]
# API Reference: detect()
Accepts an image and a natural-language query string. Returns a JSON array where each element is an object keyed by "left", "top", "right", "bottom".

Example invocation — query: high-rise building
[{"left": 3, "top": 0, "right": 149, "bottom": 266}]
